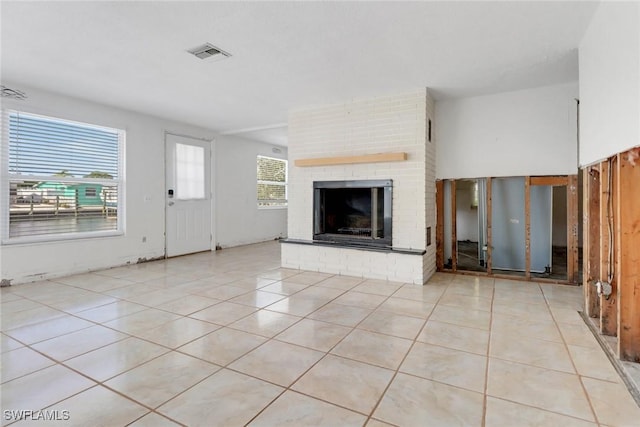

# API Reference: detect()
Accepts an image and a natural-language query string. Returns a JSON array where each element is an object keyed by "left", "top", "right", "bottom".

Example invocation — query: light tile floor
[{"left": 2, "top": 241, "right": 639, "bottom": 426}]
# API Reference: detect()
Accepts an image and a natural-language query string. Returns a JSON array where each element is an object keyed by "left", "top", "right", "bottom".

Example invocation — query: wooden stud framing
[
  {"left": 530, "top": 176, "right": 569, "bottom": 186},
  {"left": 451, "top": 180, "right": 457, "bottom": 272},
  {"left": 567, "top": 174, "right": 579, "bottom": 284},
  {"left": 608, "top": 156, "right": 620, "bottom": 336},
  {"left": 599, "top": 160, "right": 612, "bottom": 333},
  {"left": 617, "top": 147, "right": 640, "bottom": 361},
  {"left": 583, "top": 166, "right": 600, "bottom": 318},
  {"left": 295, "top": 152, "right": 407, "bottom": 167},
  {"left": 489, "top": 273, "right": 562, "bottom": 284},
  {"left": 524, "top": 177, "right": 531, "bottom": 279},
  {"left": 436, "top": 180, "right": 444, "bottom": 271},
  {"left": 600, "top": 159, "right": 617, "bottom": 336},
  {"left": 486, "top": 178, "right": 492, "bottom": 275},
  {"left": 434, "top": 174, "right": 579, "bottom": 286}
]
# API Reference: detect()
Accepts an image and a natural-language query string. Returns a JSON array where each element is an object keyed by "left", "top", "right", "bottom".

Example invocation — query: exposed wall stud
[
  {"left": 567, "top": 174, "right": 579, "bottom": 284},
  {"left": 486, "top": 177, "right": 493, "bottom": 275},
  {"left": 600, "top": 159, "right": 617, "bottom": 336},
  {"left": 584, "top": 166, "right": 600, "bottom": 317},
  {"left": 617, "top": 148, "right": 640, "bottom": 361},
  {"left": 436, "top": 180, "right": 444, "bottom": 271},
  {"left": 451, "top": 180, "right": 457, "bottom": 272},
  {"left": 525, "top": 177, "right": 531, "bottom": 279}
]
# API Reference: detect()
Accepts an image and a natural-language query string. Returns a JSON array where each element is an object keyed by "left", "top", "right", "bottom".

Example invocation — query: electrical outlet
[
  {"left": 601, "top": 281, "right": 612, "bottom": 296},
  {"left": 595, "top": 281, "right": 612, "bottom": 297}
]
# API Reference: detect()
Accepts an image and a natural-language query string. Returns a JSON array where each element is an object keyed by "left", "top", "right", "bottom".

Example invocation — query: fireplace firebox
[{"left": 313, "top": 180, "right": 392, "bottom": 247}]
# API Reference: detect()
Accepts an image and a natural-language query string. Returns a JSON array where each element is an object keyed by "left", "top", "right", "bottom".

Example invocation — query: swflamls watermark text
[{"left": 3, "top": 410, "right": 70, "bottom": 422}]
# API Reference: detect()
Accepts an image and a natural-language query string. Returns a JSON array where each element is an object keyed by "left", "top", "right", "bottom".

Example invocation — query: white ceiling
[{"left": 1, "top": 1, "right": 599, "bottom": 146}]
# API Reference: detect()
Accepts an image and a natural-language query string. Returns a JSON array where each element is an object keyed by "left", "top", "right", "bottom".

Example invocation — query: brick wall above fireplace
[{"left": 282, "top": 89, "right": 436, "bottom": 284}]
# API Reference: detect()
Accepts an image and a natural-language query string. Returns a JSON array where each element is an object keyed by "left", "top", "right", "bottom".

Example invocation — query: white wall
[
  {"left": 436, "top": 82, "right": 579, "bottom": 179},
  {"left": 215, "top": 136, "right": 287, "bottom": 248},
  {"left": 0, "top": 83, "right": 285, "bottom": 284},
  {"left": 579, "top": 1, "right": 640, "bottom": 166}
]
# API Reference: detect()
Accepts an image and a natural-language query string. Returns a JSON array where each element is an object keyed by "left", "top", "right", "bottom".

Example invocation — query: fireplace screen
[{"left": 313, "top": 180, "right": 392, "bottom": 247}]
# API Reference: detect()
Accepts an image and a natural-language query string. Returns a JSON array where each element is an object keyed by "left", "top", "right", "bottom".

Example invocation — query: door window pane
[{"left": 176, "top": 143, "right": 205, "bottom": 200}]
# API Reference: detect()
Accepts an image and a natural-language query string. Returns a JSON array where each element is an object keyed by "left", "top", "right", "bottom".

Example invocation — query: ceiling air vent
[
  {"left": 1, "top": 85, "right": 27, "bottom": 100},
  {"left": 188, "top": 43, "right": 231, "bottom": 61}
]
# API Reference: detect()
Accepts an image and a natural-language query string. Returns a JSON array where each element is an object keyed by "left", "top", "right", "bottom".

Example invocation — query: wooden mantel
[{"left": 294, "top": 152, "right": 407, "bottom": 167}]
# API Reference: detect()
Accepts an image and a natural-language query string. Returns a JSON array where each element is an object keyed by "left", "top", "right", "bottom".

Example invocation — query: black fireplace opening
[{"left": 313, "top": 180, "right": 392, "bottom": 247}]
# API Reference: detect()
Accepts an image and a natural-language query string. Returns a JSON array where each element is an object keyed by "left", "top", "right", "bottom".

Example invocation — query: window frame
[
  {"left": 1, "top": 109, "right": 126, "bottom": 245},
  {"left": 256, "top": 155, "right": 288, "bottom": 209}
]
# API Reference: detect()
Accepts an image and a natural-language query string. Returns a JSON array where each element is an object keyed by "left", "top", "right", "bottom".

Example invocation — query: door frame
[{"left": 164, "top": 130, "right": 216, "bottom": 258}]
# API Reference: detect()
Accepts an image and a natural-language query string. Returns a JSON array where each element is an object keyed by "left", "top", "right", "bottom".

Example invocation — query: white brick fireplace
[{"left": 282, "top": 89, "right": 436, "bottom": 284}]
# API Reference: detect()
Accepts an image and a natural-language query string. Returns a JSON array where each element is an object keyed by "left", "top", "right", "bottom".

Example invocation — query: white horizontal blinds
[
  {"left": 9, "top": 113, "right": 119, "bottom": 178},
  {"left": 257, "top": 155, "right": 287, "bottom": 207},
  {"left": 7, "top": 111, "right": 123, "bottom": 240},
  {"left": 175, "top": 142, "right": 205, "bottom": 200}
]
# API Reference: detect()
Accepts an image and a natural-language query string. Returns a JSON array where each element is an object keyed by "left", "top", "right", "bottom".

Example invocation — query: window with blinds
[
  {"left": 257, "top": 155, "right": 287, "bottom": 208},
  {"left": 3, "top": 111, "right": 124, "bottom": 242}
]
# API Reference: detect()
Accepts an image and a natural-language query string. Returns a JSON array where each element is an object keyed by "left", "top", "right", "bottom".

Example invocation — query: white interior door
[{"left": 165, "top": 133, "right": 212, "bottom": 257}]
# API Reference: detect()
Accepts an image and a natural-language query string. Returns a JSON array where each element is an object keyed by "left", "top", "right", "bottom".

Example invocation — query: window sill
[
  {"left": 257, "top": 205, "right": 288, "bottom": 210},
  {"left": 2, "top": 231, "right": 124, "bottom": 246}
]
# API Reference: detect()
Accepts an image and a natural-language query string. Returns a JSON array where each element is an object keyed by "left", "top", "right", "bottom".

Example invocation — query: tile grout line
[
  {"left": 5, "top": 267, "right": 421, "bottom": 421},
  {"left": 542, "top": 284, "right": 602, "bottom": 426},
  {"left": 93, "top": 267, "right": 310, "bottom": 425},
  {"left": 485, "top": 394, "right": 607, "bottom": 426},
  {"left": 362, "top": 279, "right": 448, "bottom": 425},
  {"left": 241, "top": 277, "right": 426, "bottom": 425},
  {"left": 238, "top": 276, "right": 375, "bottom": 426},
  {"left": 2, "top": 300, "right": 203, "bottom": 424},
  {"left": 579, "top": 310, "right": 640, "bottom": 407},
  {"left": 4, "top": 251, "right": 611, "bottom": 427},
  {"left": 481, "top": 277, "right": 496, "bottom": 427},
  {"left": 178, "top": 274, "right": 437, "bottom": 424},
  {"left": 3, "top": 262, "right": 298, "bottom": 425}
]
